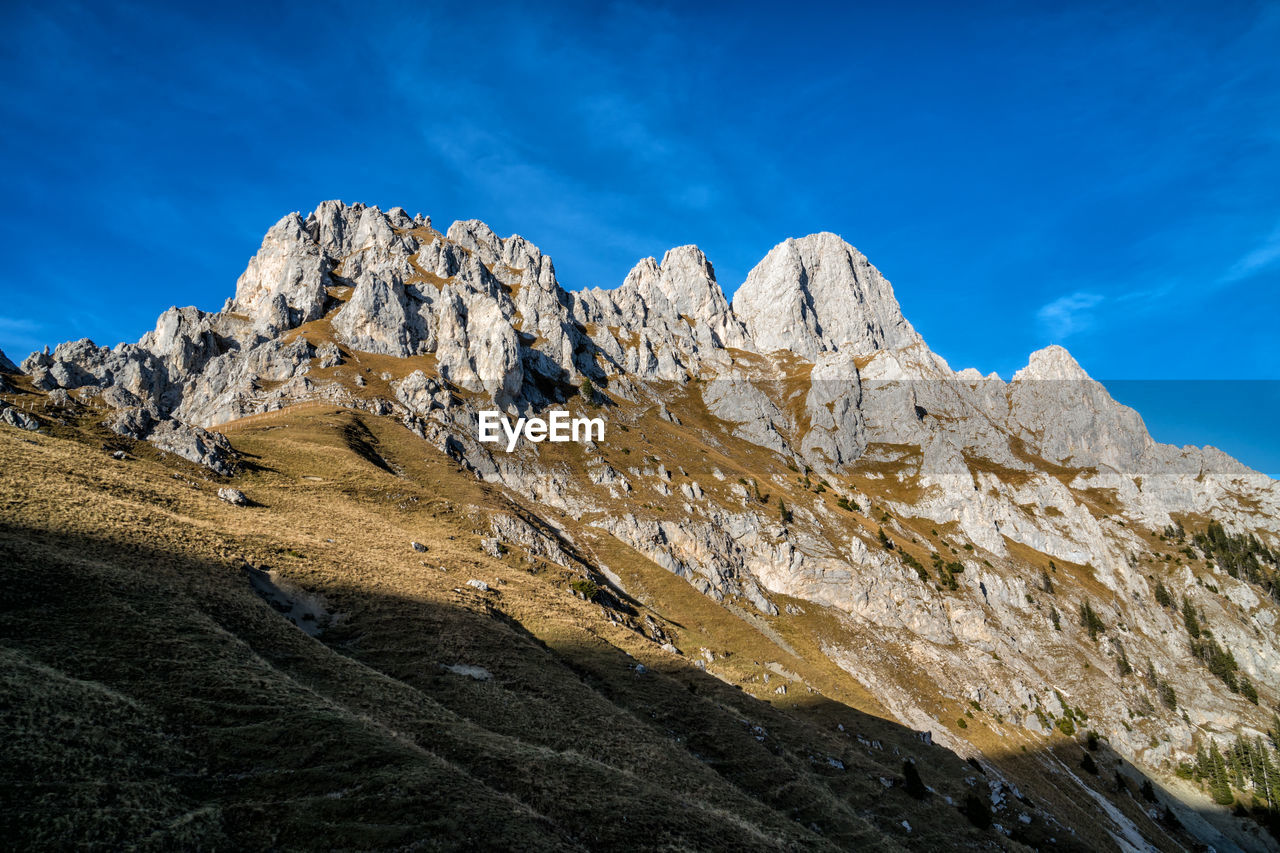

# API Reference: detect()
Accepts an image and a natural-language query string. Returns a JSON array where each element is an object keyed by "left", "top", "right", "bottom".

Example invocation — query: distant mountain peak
[
  {"left": 732, "top": 231, "right": 921, "bottom": 359},
  {"left": 1013, "top": 344, "right": 1091, "bottom": 382}
]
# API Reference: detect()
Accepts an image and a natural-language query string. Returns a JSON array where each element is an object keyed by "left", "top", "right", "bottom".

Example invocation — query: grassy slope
[{"left": 0, "top": 408, "right": 1036, "bottom": 852}]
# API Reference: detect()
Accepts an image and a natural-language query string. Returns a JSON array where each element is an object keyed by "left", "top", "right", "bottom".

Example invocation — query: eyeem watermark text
[{"left": 478, "top": 410, "right": 605, "bottom": 452}]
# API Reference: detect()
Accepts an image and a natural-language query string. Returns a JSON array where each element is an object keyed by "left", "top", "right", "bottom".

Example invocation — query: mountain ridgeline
[{"left": 3, "top": 200, "right": 1279, "bottom": 851}]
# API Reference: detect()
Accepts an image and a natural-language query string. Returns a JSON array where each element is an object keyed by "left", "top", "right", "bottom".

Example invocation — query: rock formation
[{"left": 10, "top": 201, "right": 1279, "bottom": 850}]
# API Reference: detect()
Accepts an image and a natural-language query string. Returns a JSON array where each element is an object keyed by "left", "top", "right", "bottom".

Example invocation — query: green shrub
[{"left": 570, "top": 578, "right": 599, "bottom": 600}]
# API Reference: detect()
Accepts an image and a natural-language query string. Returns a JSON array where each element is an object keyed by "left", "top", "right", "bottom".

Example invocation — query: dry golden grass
[
  {"left": 0, "top": 354, "right": 1207, "bottom": 851},
  {"left": 1, "top": 407, "right": 1032, "bottom": 851}
]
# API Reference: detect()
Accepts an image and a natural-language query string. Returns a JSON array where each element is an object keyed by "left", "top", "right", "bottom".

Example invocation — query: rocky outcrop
[
  {"left": 147, "top": 419, "right": 236, "bottom": 476},
  {"left": 0, "top": 348, "right": 17, "bottom": 373},
  {"left": 231, "top": 212, "right": 332, "bottom": 335},
  {"left": 1, "top": 405, "right": 38, "bottom": 430}
]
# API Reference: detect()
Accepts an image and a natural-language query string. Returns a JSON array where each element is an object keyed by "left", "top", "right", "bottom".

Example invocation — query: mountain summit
[{"left": 733, "top": 232, "right": 921, "bottom": 359}]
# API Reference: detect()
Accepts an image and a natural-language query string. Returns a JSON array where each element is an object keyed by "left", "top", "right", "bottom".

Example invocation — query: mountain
[{"left": 3, "top": 200, "right": 1279, "bottom": 851}]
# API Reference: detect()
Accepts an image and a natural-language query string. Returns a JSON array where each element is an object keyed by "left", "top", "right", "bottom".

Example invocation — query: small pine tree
[
  {"left": 570, "top": 578, "right": 599, "bottom": 600},
  {"left": 1228, "top": 736, "right": 1247, "bottom": 791},
  {"left": 1040, "top": 569, "right": 1054, "bottom": 594},
  {"left": 1079, "top": 599, "right": 1105, "bottom": 641},
  {"left": 1050, "top": 607, "right": 1061, "bottom": 631},
  {"left": 1114, "top": 641, "right": 1133, "bottom": 677},
  {"left": 1154, "top": 580, "right": 1173, "bottom": 608},
  {"left": 779, "top": 499, "right": 792, "bottom": 525},
  {"left": 1157, "top": 680, "right": 1177, "bottom": 711},
  {"left": 1196, "top": 744, "right": 1211, "bottom": 781},
  {"left": 579, "top": 376, "right": 597, "bottom": 406},
  {"left": 877, "top": 527, "right": 893, "bottom": 550},
  {"left": 1258, "top": 739, "right": 1280, "bottom": 811},
  {"left": 1181, "top": 597, "right": 1201, "bottom": 639},
  {"left": 1081, "top": 752, "right": 1099, "bottom": 775},
  {"left": 1240, "top": 675, "right": 1258, "bottom": 705},
  {"left": 1209, "top": 741, "right": 1235, "bottom": 805}
]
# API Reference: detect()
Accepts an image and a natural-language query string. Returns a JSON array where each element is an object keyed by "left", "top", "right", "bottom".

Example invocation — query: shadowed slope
[{"left": 0, "top": 411, "right": 1029, "bottom": 851}]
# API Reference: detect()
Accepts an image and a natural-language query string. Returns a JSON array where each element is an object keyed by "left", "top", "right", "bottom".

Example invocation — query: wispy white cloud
[
  {"left": 1036, "top": 291, "right": 1105, "bottom": 339},
  {"left": 1221, "top": 224, "right": 1280, "bottom": 284}
]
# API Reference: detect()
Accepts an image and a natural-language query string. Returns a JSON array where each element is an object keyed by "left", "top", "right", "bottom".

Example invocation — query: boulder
[
  {"left": 0, "top": 406, "right": 38, "bottom": 431},
  {"left": 217, "top": 487, "right": 249, "bottom": 506},
  {"left": 147, "top": 419, "right": 236, "bottom": 476}
]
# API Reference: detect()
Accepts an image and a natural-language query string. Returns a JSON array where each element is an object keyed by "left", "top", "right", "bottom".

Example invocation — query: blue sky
[{"left": 2, "top": 1, "right": 1278, "bottom": 471}]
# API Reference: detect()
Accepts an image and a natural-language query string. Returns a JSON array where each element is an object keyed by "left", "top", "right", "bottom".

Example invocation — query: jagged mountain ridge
[
  {"left": 7, "top": 200, "right": 1280, "bottom": 850},
  {"left": 16, "top": 200, "right": 1273, "bottom": 505}
]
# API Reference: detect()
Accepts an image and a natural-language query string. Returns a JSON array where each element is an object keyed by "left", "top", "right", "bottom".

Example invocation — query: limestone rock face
[
  {"left": 1009, "top": 345, "right": 1153, "bottom": 471},
  {"left": 231, "top": 211, "right": 332, "bottom": 335},
  {"left": 0, "top": 348, "right": 17, "bottom": 373},
  {"left": 18, "top": 206, "right": 1277, "bottom": 557},
  {"left": 732, "top": 233, "right": 921, "bottom": 359},
  {"left": 573, "top": 245, "right": 747, "bottom": 380},
  {"left": 801, "top": 351, "right": 866, "bottom": 471}
]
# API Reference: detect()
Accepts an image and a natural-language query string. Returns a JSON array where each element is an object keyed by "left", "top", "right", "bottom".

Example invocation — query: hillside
[{"left": 3, "top": 200, "right": 1279, "bottom": 851}]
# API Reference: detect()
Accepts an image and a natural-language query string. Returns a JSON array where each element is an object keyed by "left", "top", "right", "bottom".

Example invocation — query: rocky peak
[
  {"left": 231, "top": 209, "right": 332, "bottom": 334},
  {"left": 1008, "top": 344, "right": 1156, "bottom": 471},
  {"left": 0, "top": 348, "right": 16, "bottom": 373},
  {"left": 1012, "top": 344, "right": 1091, "bottom": 382},
  {"left": 305, "top": 200, "right": 356, "bottom": 255},
  {"left": 654, "top": 245, "right": 748, "bottom": 344},
  {"left": 648, "top": 245, "right": 715, "bottom": 306},
  {"left": 732, "top": 232, "right": 921, "bottom": 359},
  {"left": 575, "top": 244, "right": 750, "bottom": 354},
  {"left": 446, "top": 219, "right": 505, "bottom": 268}
]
